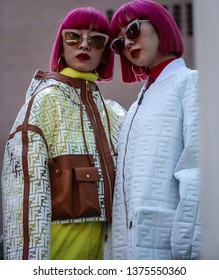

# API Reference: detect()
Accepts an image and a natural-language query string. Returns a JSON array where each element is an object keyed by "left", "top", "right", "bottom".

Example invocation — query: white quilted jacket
[{"left": 111, "top": 58, "right": 201, "bottom": 260}]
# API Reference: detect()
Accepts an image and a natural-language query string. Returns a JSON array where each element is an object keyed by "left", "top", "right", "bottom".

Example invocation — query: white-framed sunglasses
[
  {"left": 62, "top": 29, "right": 109, "bottom": 49},
  {"left": 110, "top": 19, "right": 149, "bottom": 54}
]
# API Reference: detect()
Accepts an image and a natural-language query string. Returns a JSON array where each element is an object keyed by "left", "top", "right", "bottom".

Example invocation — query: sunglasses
[
  {"left": 110, "top": 19, "right": 149, "bottom": 54},
  {"left": 63, "top": 30, "right": 109, "bottom": 49}
]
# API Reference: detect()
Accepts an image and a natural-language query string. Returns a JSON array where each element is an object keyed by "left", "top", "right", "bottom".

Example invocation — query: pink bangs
[{"left": 61, "top": 8, "right": 111, "bottom": 34}]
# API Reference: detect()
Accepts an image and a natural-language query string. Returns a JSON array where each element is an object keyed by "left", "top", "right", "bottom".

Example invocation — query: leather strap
[
  {"left": 80, "top": 81, "right": 115, "bottom": 221},
  {"left": 20, "top": 91, "right": 42, "bottom": 259}
]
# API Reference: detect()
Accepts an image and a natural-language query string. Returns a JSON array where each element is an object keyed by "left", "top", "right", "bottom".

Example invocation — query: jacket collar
[
  {"left": 139, "top": 58, "right": 188, "bottom": 101},
  {"left": 154, "top": 58, "right": 187, "bottom": 84}
]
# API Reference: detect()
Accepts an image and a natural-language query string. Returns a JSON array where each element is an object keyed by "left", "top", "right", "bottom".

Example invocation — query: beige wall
[
  {"left": 0, "top": 0, "right": 193, "bottom": 237},
  {"left": 194, "top": 0, "right": 219, "bottom": 259}
]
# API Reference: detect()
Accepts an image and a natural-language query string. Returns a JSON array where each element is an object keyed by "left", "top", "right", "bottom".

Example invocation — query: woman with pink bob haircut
[
  {"left": 110, "top": 0, "right": 184, "bottom": 83},
  {"left": 108, "top": 0, "right": 201, "bottom": 260},
  {"left": 51, "top": 7, "right": 114, "bottom": 81},
  {"left": 1, "top": 6, "right": 126, "bottom": 260}
]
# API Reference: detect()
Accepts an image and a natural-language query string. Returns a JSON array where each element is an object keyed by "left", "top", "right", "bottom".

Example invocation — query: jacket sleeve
[
  {"left": 104, "top": 99, "right": 127, "bottom": 150},
  {"left": 171, "top": 70, "right": 201, "bottom": 259},
  {"left": 105, "top": 99, "right": 127, "bottom": 130},
  {"left": 1, "top": 88, "right": 57, "bottom": 259}
]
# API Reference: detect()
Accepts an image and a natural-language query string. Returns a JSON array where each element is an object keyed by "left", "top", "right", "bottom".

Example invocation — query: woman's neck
[
  {"left": 148, "top": 53, "right": 176, "bottom": 69},
  {"left": 148, "top": 55, "right": 177, "bottom": 82}
]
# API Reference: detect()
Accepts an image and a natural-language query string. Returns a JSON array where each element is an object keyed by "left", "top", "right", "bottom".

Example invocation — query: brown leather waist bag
[{"left": 48, "top": 154, "right": 101, "bottom": 221}]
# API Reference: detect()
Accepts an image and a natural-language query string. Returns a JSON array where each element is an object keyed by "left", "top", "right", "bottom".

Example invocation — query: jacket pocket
[{"left": 129, "top": 207, "right": 175, "bottom": 259}]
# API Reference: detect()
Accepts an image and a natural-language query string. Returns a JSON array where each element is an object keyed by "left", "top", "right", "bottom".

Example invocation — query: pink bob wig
[
  {"left": 50, "top": 7, "right": 114, "bottom": 82},
  {"left": 110, "top": 0, "right": 184, "bottom": 83}
]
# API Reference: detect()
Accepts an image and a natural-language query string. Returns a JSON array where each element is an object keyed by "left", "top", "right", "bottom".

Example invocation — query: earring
[
  {"left": 95, "top": 69, "right": 99, "bottom": 79},
  {"left": 94, "top": 70, "right": 111, "bottom": 81},
  {"left": 131, "top": 64, "right": 146, "bottom": 77},
  {"left": 57, "top": 57, "right": 63, "bottom": 72}
]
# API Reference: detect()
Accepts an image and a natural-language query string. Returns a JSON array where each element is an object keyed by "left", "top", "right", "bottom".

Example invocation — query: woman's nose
[
  {"left": 79, "top": 36, "right": 90, "bottom": 50},
  {"left": 124, "top": 37, "right": 135, "bottom": 49}
]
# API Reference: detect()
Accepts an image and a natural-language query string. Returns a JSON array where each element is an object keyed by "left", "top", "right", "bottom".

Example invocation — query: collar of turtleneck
[
  {"left": 149, "top": 57, "right": 176, "bottom": 83},
  {"left": 60, "top": 67, "right": 98, "bottom": 82}
]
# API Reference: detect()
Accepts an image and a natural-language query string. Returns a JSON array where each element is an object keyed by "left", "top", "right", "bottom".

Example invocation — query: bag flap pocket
[{"left": 74, "top": 167, "right": 100, "bottom": 182}]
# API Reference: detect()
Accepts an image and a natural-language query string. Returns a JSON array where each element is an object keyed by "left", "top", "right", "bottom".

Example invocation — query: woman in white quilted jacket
[{"left": 109, "top": 0, "right": 201, "bottom": 259}]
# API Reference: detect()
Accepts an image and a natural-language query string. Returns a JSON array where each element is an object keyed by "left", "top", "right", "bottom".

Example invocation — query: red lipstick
[
  {"left": 131, "top": 49, "right": 141, "bottom": 58},
  {"left": 76, "top": 53, "right": 90, "bottom": 60}
]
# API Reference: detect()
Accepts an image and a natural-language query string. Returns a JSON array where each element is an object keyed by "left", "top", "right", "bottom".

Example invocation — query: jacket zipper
[
  {"left": 85, "top": 81, "right": 113, "bottom": 220},
  {"left": 122, "top": 88, "right": 146, "bottom": 227}
]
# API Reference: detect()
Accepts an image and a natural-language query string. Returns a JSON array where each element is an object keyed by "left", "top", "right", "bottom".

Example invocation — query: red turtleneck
[{"left": 147, "top": 57, "right": 176, "bottom": 88}]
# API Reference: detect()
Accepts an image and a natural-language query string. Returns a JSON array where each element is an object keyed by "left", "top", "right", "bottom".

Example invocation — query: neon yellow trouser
[{"left": 51, "top": 221, "right": 105, "bottom": 260}]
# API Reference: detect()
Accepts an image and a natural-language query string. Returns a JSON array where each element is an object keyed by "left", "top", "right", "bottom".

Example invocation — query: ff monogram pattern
[
  {"left": 112, "top": 60, "right": 201, "bottom": 260},
  {"left": 2, "top": 74, "right": 125, "bottom": 259}
]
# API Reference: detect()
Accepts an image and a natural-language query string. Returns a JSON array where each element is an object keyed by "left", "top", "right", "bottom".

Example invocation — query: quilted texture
[{"left": 111, "top": 59, "right": 201, "bottom": 260}]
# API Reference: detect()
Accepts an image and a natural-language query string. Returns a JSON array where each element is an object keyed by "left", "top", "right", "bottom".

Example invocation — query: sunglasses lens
[
  {"left": 126, "top": 22, "right": 140, "bottom": 39},
  {"left": 111, "top": 38, "right": 124, "bottom": 54},
  {"left": 65, "top": 32, "right": 81, "bottom": 46},
  {"left": 90, "top": 35, "right": 107, "bottom": 49}
]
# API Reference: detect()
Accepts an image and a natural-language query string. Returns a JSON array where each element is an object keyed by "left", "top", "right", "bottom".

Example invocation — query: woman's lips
[
  {"left": 76, "top": 53, "right": 90, "bottom": 60},
  {"left": 131, "top": 49, "right": 141, "bottom": 58}
]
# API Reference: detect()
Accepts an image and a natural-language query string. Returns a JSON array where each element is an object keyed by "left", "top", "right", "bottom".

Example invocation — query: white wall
[{"left": 194, "top": 0, "right": 219, "bottom": 259}]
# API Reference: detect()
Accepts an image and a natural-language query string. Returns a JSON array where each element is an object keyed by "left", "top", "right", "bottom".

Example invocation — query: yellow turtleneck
[{"left": 60, "top": 67, "right": 98, "bottom": 82}]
